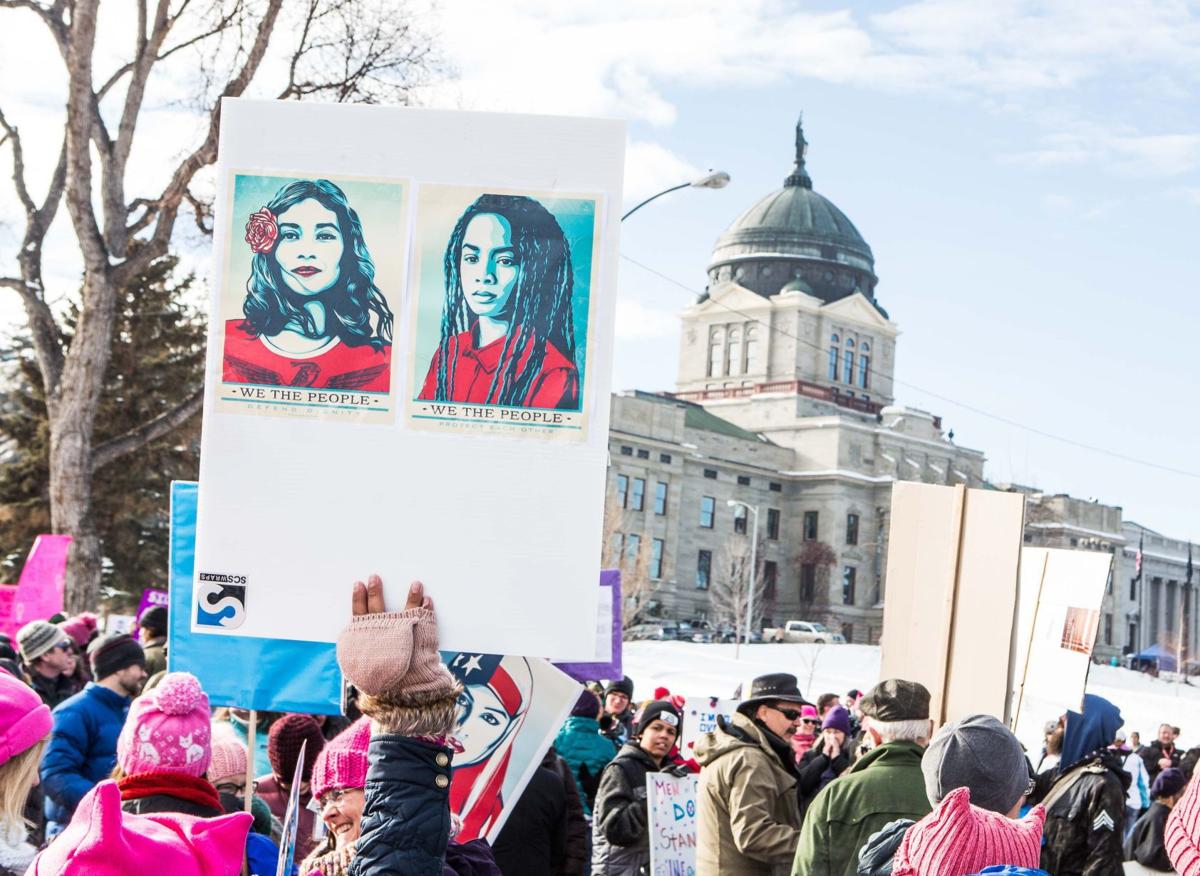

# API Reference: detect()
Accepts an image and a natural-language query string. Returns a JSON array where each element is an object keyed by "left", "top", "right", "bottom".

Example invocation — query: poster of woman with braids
[
  {"left": 216, "top": 172, "right": 408, "bottom": 420},
  {"left": 408, "top": 185, "right": 602, "bottom": 439}
]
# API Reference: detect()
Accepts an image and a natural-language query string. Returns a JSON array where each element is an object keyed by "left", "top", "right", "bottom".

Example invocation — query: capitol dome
[{"left": 707, "top": 117, "right": 879, "bottom": 306}]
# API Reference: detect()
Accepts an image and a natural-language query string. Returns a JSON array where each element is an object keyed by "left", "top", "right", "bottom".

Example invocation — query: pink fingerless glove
[{"left": 336, "top": 608, "right": 455, "bottom": 701}]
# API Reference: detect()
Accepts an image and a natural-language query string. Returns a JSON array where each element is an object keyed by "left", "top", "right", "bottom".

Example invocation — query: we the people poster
[{"left": 192, "top": 100, "right": 622, "bottom": 659}]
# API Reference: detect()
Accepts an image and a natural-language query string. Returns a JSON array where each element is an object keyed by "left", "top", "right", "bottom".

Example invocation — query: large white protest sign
[
  {"left": 679, "top": 697, "right": 737, "bottom": 761},
  {"left": 647, "top": 772, "right": 698, "bottom": 876},
  {"left": 443, "top": 652, "right": 579, "bottom": 843},
  {"left": 1010, "top": 547, "right": 1112, "bottom": 750},
  {"left": 193, "top": 100, "right": 623, "bottom": 658}
]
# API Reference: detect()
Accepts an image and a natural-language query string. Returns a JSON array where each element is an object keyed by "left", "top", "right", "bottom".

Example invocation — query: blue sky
[{"left": 2, "top": 1, "right": 1197, "bottom": 538}]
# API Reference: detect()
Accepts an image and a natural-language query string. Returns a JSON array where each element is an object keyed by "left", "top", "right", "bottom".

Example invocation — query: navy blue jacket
[
  {"left": 40, "top": 683, "right": 130, "bottom": 825},
  {"left": 348, "top": 733, "right": 453, "bottom": 876}
]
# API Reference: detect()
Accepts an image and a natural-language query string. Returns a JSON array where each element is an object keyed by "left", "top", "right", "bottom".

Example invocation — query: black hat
[
  {"left": 139, "top": 605, "right": 168, "bottom": 636},
  {"left": 859, "top": 679, "right": 931, "bottom": 722},
  {"left": 604, "top": 676, "right": 634, "bottom": 699},
  {"left": 87, "top": 633, "right": 145, "bottom": 680},
  {"left": 739, "top": 673, "right": 811, "bottom": 710},
  {"left": 635, "top": 700, "right": 683, "bottom": 739}
]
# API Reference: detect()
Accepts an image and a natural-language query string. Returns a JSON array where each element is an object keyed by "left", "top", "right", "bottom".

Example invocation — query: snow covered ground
[{"left": 623, "top": 640, "right": 1200, "bottom": 753}]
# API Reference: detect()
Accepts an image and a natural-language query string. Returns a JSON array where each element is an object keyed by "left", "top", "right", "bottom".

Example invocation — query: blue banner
[{"left": 168, "top": 481, "right": 341, "bottom": 713}]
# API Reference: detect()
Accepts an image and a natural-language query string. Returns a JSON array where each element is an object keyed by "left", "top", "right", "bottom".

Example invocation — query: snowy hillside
[{"left": 623, "top": 641, "right": 1200, "bottom": 754}]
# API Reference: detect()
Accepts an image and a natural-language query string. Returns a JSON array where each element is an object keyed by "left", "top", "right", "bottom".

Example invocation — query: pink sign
[
  {"left": 0, "top": 587, "right": 17, "bottom": 638},
  {"left": 4, "top": 535, "right": 72, "bottom": 639}
]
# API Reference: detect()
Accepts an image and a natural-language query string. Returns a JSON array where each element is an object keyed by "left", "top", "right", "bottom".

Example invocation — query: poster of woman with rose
[{"left": 215, "top": 172, "right": 408, "bottom": 420}]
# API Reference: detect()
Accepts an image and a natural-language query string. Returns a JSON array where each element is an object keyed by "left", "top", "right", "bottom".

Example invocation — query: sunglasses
[
  {"left": 800, "top": 718, "right": 820, "bottom": 726},
  {"left": 767, "top": 704, "right": 804, "bottom": 722}
]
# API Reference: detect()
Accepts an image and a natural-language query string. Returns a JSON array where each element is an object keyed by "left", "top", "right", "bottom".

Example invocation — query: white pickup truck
[{"left": 763, "top": 620, "right": 846, "bottom": 644}]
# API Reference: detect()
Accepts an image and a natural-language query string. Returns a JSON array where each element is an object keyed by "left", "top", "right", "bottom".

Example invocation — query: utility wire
[{"left": 620, "top": 253, "right": 1200, "bottom": 481}]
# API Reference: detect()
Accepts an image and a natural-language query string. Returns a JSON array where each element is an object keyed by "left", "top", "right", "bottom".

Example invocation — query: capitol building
[{"left": 605, "top": 117, "right": 1193, "bottom": 661}]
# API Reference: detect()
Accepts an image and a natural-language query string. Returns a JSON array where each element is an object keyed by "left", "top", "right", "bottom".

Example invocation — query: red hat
[{"left": 268, "top": 713, "right": 326, "bottom": 783}]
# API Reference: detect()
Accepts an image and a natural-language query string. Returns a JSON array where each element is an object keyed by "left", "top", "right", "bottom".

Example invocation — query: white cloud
[
  {"left": 622, "top": 140, "right": 703, "bottom": 205},
  {"left": 1009, "top": 129, "right": 1200, "bottom": 177},
  {"left": 614, "top": 297, "right": 679, "bottom": 342}
]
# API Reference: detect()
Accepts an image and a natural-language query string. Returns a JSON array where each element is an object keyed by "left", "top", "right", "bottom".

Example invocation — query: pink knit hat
[
  {"left": 117, "top": 672, "right": 212, "bottom": 777},
  {"left": 206, "top": 734, "right": 248, "bottom": 786},
  {"left": 0, "top": 669, "right": 52, "bottom": 766},
  {"left": 58, "top": 613, "right": 99, "bottom": 649},
  {"left": 892, "top": 787, "right": 1046, "bottom": 876},
  {"left": 28, "top": 780, "right": 251, "bottom": 875},
  {"left": 310, "top": 717, "right": 371, "bottom": 801},
  {"left": 1167, "top": 765, "right": 1200, "bottom": 874}
]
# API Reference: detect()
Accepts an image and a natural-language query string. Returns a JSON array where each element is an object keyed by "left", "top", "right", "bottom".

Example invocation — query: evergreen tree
[{"left": 0, "top": 256, "right": 204, "bottom": 599}]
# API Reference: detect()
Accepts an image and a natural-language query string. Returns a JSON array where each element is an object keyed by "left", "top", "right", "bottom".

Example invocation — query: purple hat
[{"left": 822, "top": 705, "right": 853, "bottom": 735}]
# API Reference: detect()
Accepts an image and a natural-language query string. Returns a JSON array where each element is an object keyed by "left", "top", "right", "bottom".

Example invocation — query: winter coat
[
  {"left": 1123, "top": 801, "right": 1172, "bottom": 871},
  {"left": 40, "top": 682, "right": 131, "bottom": 826},
  {"left": 347, "top": 733, "right": 453, "bottom": 876},
  {"left": 24, "top": 669, "right": 80, "bottom": 710},
  {"left": 854, "top": 818, "right": 913, "bottom": 876},
  {"left": 0, "top": 823, "right": 38, "bottom": 876},
  {"left": 592, "top": 743, "right": 674, "bottom": 875},
  {"left": 798, "top": 738, "right": 851, "bottom": 813},
  {"left": 141, "top": 637, "right": 167, "bottom": 678},
  {"left": 1122, "top": 750, "right": 1151, "bottom": 811},
  {"left": 258, "top": 773, "right": 319, "bottom": 860},
  {"left": 791, "top": 740, "right": 931, "bottom": 876},
  {"left": 1033, "top": 748, "right": 1129, "bottom": 876},
  {"left": 492, "top": 748, "right": 569, "bottom": 876},
  {"left": 553, "top": 753, "right": 590, "bottom": 876},
  {"left": 601, "top": 710, "right": 635, "bottom": 746},
  {"left": 554, "top": 715, "right": 618, "bottom": 814},
  {"left": 694, "top": 712, "right": 802, "bottom": 876},
  {"left": 1138, "top": 741, "right": 1180, "bottom": 785},
  {"left": 444, "top": 839, "right": 503, "bottom": 876}
]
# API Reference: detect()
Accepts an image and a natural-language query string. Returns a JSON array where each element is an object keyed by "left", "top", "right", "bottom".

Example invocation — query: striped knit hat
[
  {"left": 892, "top": 787, "right": 1046, "bottom": 876},
  {"left": 1166, "top": 765, "right": 1200, "bottom": 874}
]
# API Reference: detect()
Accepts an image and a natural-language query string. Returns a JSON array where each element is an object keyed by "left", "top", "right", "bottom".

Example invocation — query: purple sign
[
  {"left": 136, "top": 588, "right": 169, "bottom": 622},
  {"left": 553, "top": 570, "right": 622, "bottom": 682}
]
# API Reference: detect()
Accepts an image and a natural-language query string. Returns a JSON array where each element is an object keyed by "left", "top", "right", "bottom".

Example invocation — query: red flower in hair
[{"left": 245, "top": 207, "right": 278, "bottom": 254}]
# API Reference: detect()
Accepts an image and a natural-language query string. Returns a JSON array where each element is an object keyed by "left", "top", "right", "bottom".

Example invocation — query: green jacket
[{"left": 791, "top": 740, "right": 930, "bottom": 876}]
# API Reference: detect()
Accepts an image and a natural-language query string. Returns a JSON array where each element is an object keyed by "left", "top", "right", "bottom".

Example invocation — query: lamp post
[
  {"left": 621, "top": 170, "right": 731, "bottom": 222},
  {"left": 728, "top": 499, "right": 760, "bottom": 655}
]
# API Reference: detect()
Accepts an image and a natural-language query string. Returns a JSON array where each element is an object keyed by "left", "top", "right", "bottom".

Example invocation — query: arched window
[
  {"left": 828, "top": 333, "right": 840, "bottom": 381},
  {"left": 844, "top": 337, "right": 855, "bottom": 385},
  {"left": 744, "top": 326, "right": 758, "bottom": 373},
  {"left": 726, "top": 327, "right": 742, "bottom": 376},
  {"left": 707, "top": 326, "right": 724, "bottom": 377},
  {"left": 859, "top": 354, "right": 870, "bottom": 389}
]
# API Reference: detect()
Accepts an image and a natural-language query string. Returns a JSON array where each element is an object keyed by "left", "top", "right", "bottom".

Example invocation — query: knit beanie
[
  {"left": 268, "top": 713, "right": 326, "bottom": 782},
  {"left": 1154, "top": 767, "right": 1187, "bottom": 800},
  {"left": 892, "top": 787, "right": 1046, "bottom": 876},
  {"left": 139, "top": 605, "right": 168, "bottom": 637},
  {"left": 207, "top": 735, "right": 248, "bottom": 786},
  {"left": 88, "top": 633, "right": 145, "bottom": 680},
  {"left": 117, "top": 672, "right": 211, "bottom": 777},
  {"left": 58, "top": 613, "right": 99, "bottom": 649},
  {"left": 635, "top": 700, "right": 683, "bottom": 739},
  {"left": 822, "top": 705, "right": 853, "bottom": 735},
  {"left": 0, "top": 668, "right": 52, "bottom": 766},
  {"left": 571, "top": 689, "right": 601, "bottom": 719},
  {"left": 27, "top": 781, "right": 251, "bottom": 876},
  {"left": 309, "top": 717, "right": 370, "bottom": 801},
  {"left": 1167, "top": 763, "right": 1200, "bottom": 874},
  {"left": 605, "top": 676, "right": 634, "bottom": 700},
  {"left": 17, "top": 620, "right": 69, "bottom": 663},
  {"left": 923, "top": 715, "right": 1031, "bottom": 815}
]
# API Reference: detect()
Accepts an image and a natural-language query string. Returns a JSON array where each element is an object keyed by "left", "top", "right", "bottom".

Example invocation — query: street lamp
[
  {"left": 621, "top": 170, "right": 731, "bottom": 222},
  {"left": 727, "top": 499, "right": 760, "bottom": 653}
]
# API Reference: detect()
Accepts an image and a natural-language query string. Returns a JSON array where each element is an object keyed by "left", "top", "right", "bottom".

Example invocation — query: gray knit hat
[
  {"left": 922, "top": 714, "right": 1032, "bottom": 815},
  {"left": 17, "top": 620, "right": 69, "bottom": 663}
]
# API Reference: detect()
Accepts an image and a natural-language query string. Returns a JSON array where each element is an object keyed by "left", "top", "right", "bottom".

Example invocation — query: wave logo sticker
[{"left": 195, "top": 572, "right": 247, "bottom": 629}]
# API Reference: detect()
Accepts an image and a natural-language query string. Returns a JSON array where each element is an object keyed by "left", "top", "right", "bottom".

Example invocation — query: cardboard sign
[
  {"left": 5, "top": 534, "right": 71, "bottom": 638},
  {"left": 169, "top": 481, "right": 342, "bottom": 714},
  {"left": 192, "top": 100, "right": 623, "bottom": 659},
  {"left": 553, "top": 570, "right": 623, "bottom": 682},
  {"left": 879, "top": 482, "right": 1025, "bottom": 726},
  {"left": 647, "top": 772, "right": 698, "bottom": 876},
  {"left": 679, "top": 697, "right": 737, "bottom": 760},
  {"left": 105, "top": 614, "right": 136, "bottom": 635},
  {"left": 136, "top": 588, "right": 169, "bottom": 623},
  {"left": 443, "top": 651, "right": 579, "bottom": 843},
  {"left": 1010, "top": 547, "right": 1113, "bottom": 750}
]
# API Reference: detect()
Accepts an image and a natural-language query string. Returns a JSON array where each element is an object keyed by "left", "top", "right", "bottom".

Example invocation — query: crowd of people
[{"left": 6, "top": 582, "right": 1200, "bottom": 875}]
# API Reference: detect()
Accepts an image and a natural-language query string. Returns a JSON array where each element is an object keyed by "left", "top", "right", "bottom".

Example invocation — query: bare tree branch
[{"left": 93, "top": 389, "right": 203, "bottom": 469}]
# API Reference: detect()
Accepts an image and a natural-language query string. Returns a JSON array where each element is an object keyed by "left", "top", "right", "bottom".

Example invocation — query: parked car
[
  {"left": 625, "top": 622, "right": 668, "bottom": 641},
  {"left": 676, "top": 621, "right": 712, "bottom": 643},
  {"left": 762, "top": 620, "right": 845, "bottom": 644}
]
